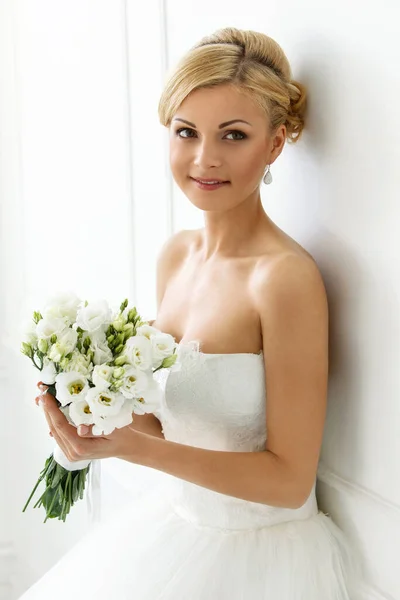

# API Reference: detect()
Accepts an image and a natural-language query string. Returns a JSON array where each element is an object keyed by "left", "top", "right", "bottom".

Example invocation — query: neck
[{"left": 199, "top": 190, "right": 273, "bottom": 261}]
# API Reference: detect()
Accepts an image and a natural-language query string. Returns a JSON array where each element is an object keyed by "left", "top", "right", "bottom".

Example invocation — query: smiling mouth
[{"left": 190, "top": 177, "right": 230, "bottom": 184}]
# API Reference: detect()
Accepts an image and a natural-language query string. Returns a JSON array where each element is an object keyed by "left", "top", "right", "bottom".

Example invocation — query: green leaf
[
  {"left": 72, "top": 473, "right": 80, "bottom": 503},
  {"left": 49, "top": 464, "right": 66, "bottom": 489}
]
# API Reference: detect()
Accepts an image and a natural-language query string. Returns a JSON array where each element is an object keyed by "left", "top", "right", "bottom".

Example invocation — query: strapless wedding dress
[{"left": 19, "top": 340, "right": 363, "bottom": 599}]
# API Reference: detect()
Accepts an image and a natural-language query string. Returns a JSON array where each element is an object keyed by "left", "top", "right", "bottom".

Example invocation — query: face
[{"left": 168, "top": 83, "right": 286, "bottom": 210}]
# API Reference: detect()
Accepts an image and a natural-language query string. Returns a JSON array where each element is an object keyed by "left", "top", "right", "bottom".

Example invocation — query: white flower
[
  {"left": 150, "top": 332, "right": 177, "bottom": 367},
  {"left": 119, "top": 365, "right": 150, "bottom": 400},
  {"left": 92, "top": 364, "right": 114, "bottom": 391},
  {"left": 36, "top": 316, "right": 67, "bottom": 340},
  {"left": 75, "top": 300, "right": 112, "bottom": 333},
  {"left": 136, "top": 323, "right": 161, "bottom": 341},
  {"left": 81, "top": 328, "right": 106, "bottom": 345},
  {"left": 86, "top": 387, "right": 124, "bottom": 418},
  {"left": 131, "top": 379, "right": 163, "bottom": 415},
  {"left": 54, "top": 372, "right": 90, "bottom": 407},
  {"left": 47, "top": 328, "right": 78, "bottom": 363},
  {"left": 92, "top": 400, "right": 133, "bottom": 436},
  {"left": 41, "top": 358, "right": 57, "bottom": 385},
  {"left": 91, "top": 338, "right": 113, "bottom": 366},
  {"left": 124, "top": 335, "right": 153, "bottom": 371},
  {"left": 60, "top": 350, "right": 93, "bottom": 377},
  {"left": 69, "top": 399, "right": 95, "bottom": 427},
  {"left": 43, "top": 292, "right": 82, "bottom": 325}
]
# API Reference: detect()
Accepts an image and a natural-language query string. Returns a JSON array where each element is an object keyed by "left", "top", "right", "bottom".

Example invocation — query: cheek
[
  {"left": 169, "top": 148, "right": 188, "bottom": 179},
  {"left": 232, "top": 149, "right": 265, "bottom": 183}
]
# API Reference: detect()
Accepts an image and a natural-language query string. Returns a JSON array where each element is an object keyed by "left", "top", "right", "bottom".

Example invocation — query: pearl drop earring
[{"left": 263, "top": 164, "right": 272, "bottom": 185}]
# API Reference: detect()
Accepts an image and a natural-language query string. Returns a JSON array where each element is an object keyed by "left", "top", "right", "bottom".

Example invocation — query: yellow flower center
[{"left": 70, "top": 382, "right": 84, "bottom": 395}]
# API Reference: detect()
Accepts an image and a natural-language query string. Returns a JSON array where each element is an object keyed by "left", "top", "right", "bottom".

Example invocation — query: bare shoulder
[
  {"left": 157, "top": 228, "right": 195, "bottom": 267},
  {"left": 155, "top": 229, "right": 197, "bottom": 309},
  {"left": 252, "top": 248, "right": 328, "bottom": 318}
]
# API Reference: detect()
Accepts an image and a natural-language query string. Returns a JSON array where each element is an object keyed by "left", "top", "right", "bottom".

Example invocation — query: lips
[
  {"left": 191, "top": 178, "right": 230, "bottom": 191},
  {"left": 191, "top": 177, "right": 229, "bottom": 183}
]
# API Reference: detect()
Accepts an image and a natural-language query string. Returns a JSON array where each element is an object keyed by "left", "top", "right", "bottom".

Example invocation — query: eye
[
  {"left": 225, "top": 130, "right": 247, "bottom": 141},
  {"left": 176, "top": 127, "right": 196, "bottom": 138},
  {"left": 175, "top": 128, "right": 247, "bottom": 141}
]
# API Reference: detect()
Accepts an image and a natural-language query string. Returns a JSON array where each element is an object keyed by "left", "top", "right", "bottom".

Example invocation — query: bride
[{"left": 20, "top": 26, "right": 363, "bottom": 599}]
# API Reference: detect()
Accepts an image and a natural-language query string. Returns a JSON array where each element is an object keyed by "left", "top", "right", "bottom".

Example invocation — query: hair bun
[{"left": 285, "top": 80, "right": 307, "bottom": 143}]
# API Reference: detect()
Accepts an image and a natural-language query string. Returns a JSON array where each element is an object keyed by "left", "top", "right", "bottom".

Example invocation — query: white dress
[{"left": 19, "top": 340, "right": 363, "bottom": 600}]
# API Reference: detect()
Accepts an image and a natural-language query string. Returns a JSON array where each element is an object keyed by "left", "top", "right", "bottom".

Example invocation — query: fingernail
[
  {"left": 39, "top": 398, "right": 45, "bottom": 408},
  {"left": 78, "top": 425, "right": 89, "bottom": 436}
]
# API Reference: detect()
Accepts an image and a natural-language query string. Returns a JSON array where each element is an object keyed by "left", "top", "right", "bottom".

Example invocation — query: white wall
[{"left": 1, "top": 0, "right": 399, "bottom": 598}]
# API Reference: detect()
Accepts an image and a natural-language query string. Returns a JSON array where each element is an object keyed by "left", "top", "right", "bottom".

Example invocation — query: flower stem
[{"left": 22, "top": 459, "right": 52, "bottom": 513}]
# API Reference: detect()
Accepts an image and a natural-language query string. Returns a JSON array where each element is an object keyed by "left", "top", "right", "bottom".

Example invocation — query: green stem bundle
[{"left": 22, "top": 454, "right": 90, "bottom": 523}]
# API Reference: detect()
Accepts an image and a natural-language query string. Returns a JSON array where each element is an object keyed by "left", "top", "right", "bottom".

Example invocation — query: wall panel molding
[
  {"left": 318, "top": 462, "right": 400, "bottom": 515},
  {"left": 317, "top": 462, "right": 399, "bottom": 598}
]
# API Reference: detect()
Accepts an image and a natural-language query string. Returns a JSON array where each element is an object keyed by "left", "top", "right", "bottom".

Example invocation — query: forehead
[{"left": 175, "top": 84, "right": 266, "bottom": 126}]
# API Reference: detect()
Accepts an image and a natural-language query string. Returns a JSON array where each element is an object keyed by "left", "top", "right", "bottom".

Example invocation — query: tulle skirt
[{"left": 19, "top": 469, "right": 364, "bottom": 600}]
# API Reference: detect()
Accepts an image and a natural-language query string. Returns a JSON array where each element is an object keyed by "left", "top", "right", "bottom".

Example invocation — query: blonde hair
[{"left": 158, "top": 27, "right": 307, "bottom": 144}]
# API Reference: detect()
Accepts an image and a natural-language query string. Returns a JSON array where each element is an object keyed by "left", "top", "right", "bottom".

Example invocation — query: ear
[{"left": 269, "top": 124, "right": 286, "bottom": 165}]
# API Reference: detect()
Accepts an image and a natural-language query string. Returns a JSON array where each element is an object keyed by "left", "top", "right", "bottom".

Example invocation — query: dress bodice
[
  {"left": 153, "top": 340, "right": 318, "bottom": 531},
  {"left": 154, "top": 340, "right": 267, "bottom": 452}
]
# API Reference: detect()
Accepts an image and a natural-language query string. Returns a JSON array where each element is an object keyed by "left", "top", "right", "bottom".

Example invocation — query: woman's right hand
[
  {"left": 35, "top": 380, "right": 49, "bottom": 405},
  {"left": 35, "top": 381, "right": 55, "bottom": 436},
  {"left": 35, "top": 380, "right": 164, "bottom": 439}
]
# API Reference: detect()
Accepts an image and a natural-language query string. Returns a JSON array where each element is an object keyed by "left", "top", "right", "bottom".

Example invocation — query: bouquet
[{"left": 20, "top": 292, "right": 179, "bottom": 522}]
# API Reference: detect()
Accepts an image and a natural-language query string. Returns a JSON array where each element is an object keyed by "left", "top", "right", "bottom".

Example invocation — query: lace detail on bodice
[
  {"left": 154, "top": 340, "right": 267, "bottom": 452},
  {"left": 152, "top": 341, "right": 318, "bottom": 531}
]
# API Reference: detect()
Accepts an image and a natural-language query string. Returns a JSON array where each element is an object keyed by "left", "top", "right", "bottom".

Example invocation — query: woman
[{"left": 20, "top": 27, "right": 363, "bottom": 599}]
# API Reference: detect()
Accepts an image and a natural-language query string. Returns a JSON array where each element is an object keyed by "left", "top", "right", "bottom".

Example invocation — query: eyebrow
[{"left": 172, "top": 118, "right": 252, "bottom": 129}]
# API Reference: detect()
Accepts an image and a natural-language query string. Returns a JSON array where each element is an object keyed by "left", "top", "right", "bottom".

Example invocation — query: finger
[
  {"left": 40, "top": 400, "right": 71, "bottom": 456},
  {"left": 41, "top": 394, "right": 73, "bottom": 436},
  {"left": 77, "top": 423, "right": 103, "bottom": 438},
  {"left": 35, "top": 393, "right": 49, "bottom": 406},
  {"left": 35, "top": 382, "right": 50, "bottom": 405},
  {"left": 40, "top": 392, "right": 61, "bottom": 414},
  {"left": 52, "top": 419, "right": 76, "bottom": 458},
  {"left": 39, "top": 395, "right": 76, "bottom": 457}
]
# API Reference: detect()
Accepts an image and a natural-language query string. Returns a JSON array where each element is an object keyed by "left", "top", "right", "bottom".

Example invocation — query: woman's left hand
[{"left": 36, "top": 383, "right": 145, "bottom": 463}]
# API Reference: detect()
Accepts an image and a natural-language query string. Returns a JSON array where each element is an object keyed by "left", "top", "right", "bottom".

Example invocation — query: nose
[{"left": 193, "top": 138, "right": 223, "bottom": 170}]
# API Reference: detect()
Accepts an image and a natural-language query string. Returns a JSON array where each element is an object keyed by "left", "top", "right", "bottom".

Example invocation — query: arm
[
  {"left": 120, "top": 435, "right": 301, "bottom": 508},
  {"left": 119, "top": 254, "right": 329, "bottom": 510}
]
